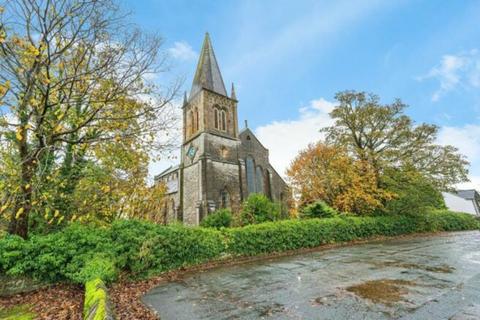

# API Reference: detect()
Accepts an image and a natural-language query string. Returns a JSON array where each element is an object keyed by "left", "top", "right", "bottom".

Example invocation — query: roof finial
[
  {"left": 182, "top": 91, "right": 187, "bottom": 107},
  {"left": 231, "top": 82, "right": 237, "bottom": 100},
  {"left": 244, "top": 120, "right": 248, "bottom": 129}
]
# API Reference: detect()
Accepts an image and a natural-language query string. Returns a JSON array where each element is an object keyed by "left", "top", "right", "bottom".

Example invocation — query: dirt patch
[
  {"left": 0, "top": 284, "right": 83, "bottom": 320},
  {"left": 346, "top": 279, "right": 416, "bottom": 305}
]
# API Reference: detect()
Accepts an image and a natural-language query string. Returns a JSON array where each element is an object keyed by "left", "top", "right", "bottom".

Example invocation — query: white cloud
[
  {"left": 420, "top": 49, "right": 480, "bottom": 101},
  {"left": 168, "top": 41, "right": 198, "bottom": 61},
  {"left": 255, "top": 98, "right": 335, "bottom": 177},
  {"left": 438, "top": 124, "right": 480, "bottom": 191}
]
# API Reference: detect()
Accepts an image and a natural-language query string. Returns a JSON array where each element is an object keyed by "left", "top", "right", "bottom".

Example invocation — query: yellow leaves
[
  {"left": 0, "top": 203, "right": 8, "bottom": 213},
  {"left": 53, "top": 124, "right": 63, "bottom": 133},
  {"left": 54, "top": 209, "right": 60, "bottom": 218},
  {"left": 53, "top": 108, "right": 64, "bottom": 120},
  {"left": 0, "top": 29, "right": 6, "bottom": 44},
  {"left": 25, "top": 44, "right": 40, "bottom": 57},
  {"left": 0, "top": 80, "right": 10, "bottom": 96},
  {"left": 42, "top": 77, "right": 51, "bottom": 85},
  {"left": 15, "top": 128, "right": 23, "bottom": 141},
  {"left": 101, "top": 185, "right": 110, "bottom": 193},
  {"left": 15, "top": 207, "right": 24, "bottom": 219},
  {"left": 25, "top": 184, "right": 31, "bottom": 190}
]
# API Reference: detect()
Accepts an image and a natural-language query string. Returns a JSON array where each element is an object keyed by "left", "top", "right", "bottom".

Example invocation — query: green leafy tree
[
  {"left": 380, "top": 167, "right": 446, "bottom": 215},
  {"left": 322, "top": 91, "right": 469, "bottom": 189}
]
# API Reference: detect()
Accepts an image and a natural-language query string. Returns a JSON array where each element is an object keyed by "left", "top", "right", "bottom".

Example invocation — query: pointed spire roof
[
  {"left": 190, "top": 33, "right": 227, "bottom": 98},
  {"left": 231, "top": 83, "right": 237, "bottom": 100},
  {"left": 182, "top": 91, "right": 187, "bottom": 107}
]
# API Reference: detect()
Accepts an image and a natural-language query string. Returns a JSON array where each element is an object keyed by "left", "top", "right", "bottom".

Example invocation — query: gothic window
[
  {"left": 171, "top": 199, "right": 176, "bottom": 219},
  {"left": 264, "top": 170, "right": 272, "bottom": 200},
  {"left": 213, "top": 106, "right": 227, "bottom": 132},
  {"left": 221, "top": 110, "right": 226, "bottom": 131},
  {"left": 188, "top": 110, "right": 194, "bottom": 136},
  {"left": 246, "top": 156, "right": 256, "bottom": 195},
  {"left": 162, "top": 202, "right": 168, "bottom": 225},
  {"left": 256, "top": 166, "right": 264, "bottom": 194},
  {"left": 220, "top": 189, "right": 230, "bottom": 208},
  {"left": 194, "top": 107, "right": 199, "bottom": 132}
]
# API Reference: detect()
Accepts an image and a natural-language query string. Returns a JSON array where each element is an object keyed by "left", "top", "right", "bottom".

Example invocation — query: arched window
[
  {"left": 246, "top": 156, "right": 255, "bottom": 195},
  {"left": 188, "top": 111, "right": 194, "bottom": 136},
  {"left": 221, "top": 110, "right": 226, "bottom": 131},
  {"left": 162, "top": 202, "right": 168, "bottom": 225},
  {"left": 264, "top": 170, "right": 272, "bottom": 200},
  {"left": 220, "top": 189, "right": 230, "bottom": 208},
  {"left": 256, "top": 166, "right": 264, "bottom": 194},
  {"left": 214, "top": 108, "right": 219, "bottom": 129},
  {"left": 194, "top": 107, "right": 199, "bottom": 132}
]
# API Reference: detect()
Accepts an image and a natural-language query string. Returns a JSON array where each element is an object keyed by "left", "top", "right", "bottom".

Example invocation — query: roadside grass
[{"left": 0, "top": 305, "right": 36, "bottom": 320}]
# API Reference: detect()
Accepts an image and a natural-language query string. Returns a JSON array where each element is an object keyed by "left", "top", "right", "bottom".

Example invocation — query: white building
[{"left": 442, "top": 189, "right": 480, "bottom": 216}]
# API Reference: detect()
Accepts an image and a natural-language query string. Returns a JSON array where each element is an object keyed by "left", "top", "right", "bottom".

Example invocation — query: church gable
[{"left": 239, "top": 129, "right": 268, "bottom": 154}]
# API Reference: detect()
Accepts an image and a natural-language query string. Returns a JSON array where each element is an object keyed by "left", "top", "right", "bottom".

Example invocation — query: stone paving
[{"left": 143, "top": 231, "right": 480, "bottom": 319}]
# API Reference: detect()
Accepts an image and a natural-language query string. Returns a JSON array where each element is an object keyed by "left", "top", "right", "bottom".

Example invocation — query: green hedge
[
  {"left": 224, "top": 210, "right": 479, "bottom": 256},
  {"left": 0, "top": 220, "right": 225, "bottom": 284},
  {"left": 0, "top": 210, "right": 478, "bottom": 284}
]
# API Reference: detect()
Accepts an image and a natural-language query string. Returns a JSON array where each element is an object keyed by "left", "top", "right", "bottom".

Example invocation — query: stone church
[{"left": 155, "top": 33, "right": 289, "bottom": 225}]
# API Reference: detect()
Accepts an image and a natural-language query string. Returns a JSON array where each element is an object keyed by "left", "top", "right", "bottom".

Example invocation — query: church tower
[{"left": 180, "top": 33, "right": 243, "bottom": 225}]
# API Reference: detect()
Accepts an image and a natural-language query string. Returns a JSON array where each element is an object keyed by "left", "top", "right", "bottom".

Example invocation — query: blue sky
[{"left": 123, "top": 0, "right": 480, "bottom": 189}]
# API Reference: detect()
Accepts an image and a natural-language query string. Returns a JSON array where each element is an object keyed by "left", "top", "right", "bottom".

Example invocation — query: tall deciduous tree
[
  {"left": 322, "top": 91, "right": 469, "bottom": 189},
  {"left": 287, "top": 143, "right": 393, "bottom": 214},
  {"left": 0, "top": 0, "right": 179, "bottom": 238}
]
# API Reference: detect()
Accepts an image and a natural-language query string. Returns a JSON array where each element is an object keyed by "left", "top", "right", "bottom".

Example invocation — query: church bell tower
[{"left": 180, "top": 33, "right": 242, "bottom": 225}]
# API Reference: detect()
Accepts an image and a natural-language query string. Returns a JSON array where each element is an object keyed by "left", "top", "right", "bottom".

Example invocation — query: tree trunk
[{"left": 8, "top": 134, "right": 35, "bottom": 239}]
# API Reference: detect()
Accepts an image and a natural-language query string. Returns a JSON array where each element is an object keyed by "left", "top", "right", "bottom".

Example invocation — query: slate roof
[
  {"left": 190, "top": 33, "right": 227, "bottom": 99},
  {"left": 456, "top": 189, "right": 479, "bottom": 200}
]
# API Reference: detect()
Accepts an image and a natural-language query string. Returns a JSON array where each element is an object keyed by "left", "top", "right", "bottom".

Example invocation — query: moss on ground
[
  {"left": 84, "top": 278, "right": 107, "bottom": 320},
  {"left": 0, "top": 305, "right": 36, "bottom": 320}
]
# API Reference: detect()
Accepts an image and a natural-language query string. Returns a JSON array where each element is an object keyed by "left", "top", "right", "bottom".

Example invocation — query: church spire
[
  {"left": 231, "top": 82, "right": 237, "bottom": 100},
  {"left": 190, "top": 33, "right": 227, "bottom": 99}
]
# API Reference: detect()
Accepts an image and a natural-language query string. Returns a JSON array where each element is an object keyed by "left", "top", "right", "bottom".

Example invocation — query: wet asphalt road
[{"left": 143, "top": 231, "right": 480, "bottom": 319}]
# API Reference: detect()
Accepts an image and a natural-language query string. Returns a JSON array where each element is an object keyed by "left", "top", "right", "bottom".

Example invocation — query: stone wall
[{"left": 182, "top": 163, "right": 201, "bottom": 225}]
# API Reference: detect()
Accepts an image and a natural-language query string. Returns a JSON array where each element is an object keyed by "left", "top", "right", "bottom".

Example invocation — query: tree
[
  {"left": 380, "top": 166, "right": 446, "bottom": 215},
  {"left": 287, "top": 143, "right": 393, "bottom": 215},
  {"left": 0, "top": 1, "right": 179, "bottom": 238},
  {"left": 322, "top": 91, "right": 469, "bottom": 189}
]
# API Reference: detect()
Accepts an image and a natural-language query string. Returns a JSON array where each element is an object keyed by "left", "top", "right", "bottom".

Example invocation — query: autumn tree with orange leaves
[{"left": 287, "top": 143, "right": 393, "bottom": 215}]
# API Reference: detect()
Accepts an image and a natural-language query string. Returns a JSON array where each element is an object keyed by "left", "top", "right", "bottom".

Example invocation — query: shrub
[
  {"left": 0, "top": 221, "right": 226, "bottom": 283},
  {"left": 240, "top": 194, "right": 281, "bottom": 225},
  {"left": 70, "top": 255, "right": 117, "bottom": 284},
  {"left": 200, "top": 209, "right": 233, "bottom": 229},
  {"left": 300, "top": 201, "right": 338, "bottom": 219},
  {"left": 109, "top": 220, "right": 225, "bottom": 276}
]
